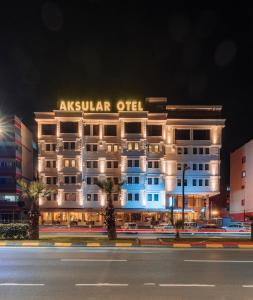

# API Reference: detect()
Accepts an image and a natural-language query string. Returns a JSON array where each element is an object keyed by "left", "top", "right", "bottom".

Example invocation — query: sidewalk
[{"left": 1, "top": 239, "right": 253, "bottom": 248}]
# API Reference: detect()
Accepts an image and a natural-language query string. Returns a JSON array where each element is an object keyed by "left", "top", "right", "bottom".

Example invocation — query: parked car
[
  {"left": 121, "top": 222, "right": 138, "bottom": 230},
  {"left": 154, "top": 223, "right": 174, "bottom": 230},
  {"left": 198, "top": 224, "right": 225, "bottom": 232},
  {"left": 184, "top": 222, "right": 198, "bottom": 229},
  {"left": 222, "top": 223, "right": 249, "bottom": 232}
]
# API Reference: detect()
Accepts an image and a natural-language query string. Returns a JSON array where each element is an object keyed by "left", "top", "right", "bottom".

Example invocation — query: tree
[
  {"left": 96, "top": 179, "right": 123, "bottom": 240},
  {"left": 17, "top": 179, "right": 53, "bottom": 240}
]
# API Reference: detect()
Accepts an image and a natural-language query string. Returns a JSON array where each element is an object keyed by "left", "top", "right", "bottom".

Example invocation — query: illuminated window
[
  {"left": 64, "top": 160, "right": 70, "bottom": 168},
  {"left": 134, "top": 142, "right": 139, "bottom": 150},
  {"left": 71, "top": 160, "right": 76, "bottom": 168},
  {"left": 154, "top": 145, "right": 159, "bottom": 153},
  {"left": 242, "top": 171, "right": 246, "bottom": 178},
  {"left": 87, "top": 194, "right": 91, "bottom": 201},
  {"left": 107, "top": 144, "right": 118, "bottom": 152},
  {"left": 127, "top": 143, "right": 133, "bottom": 150}
]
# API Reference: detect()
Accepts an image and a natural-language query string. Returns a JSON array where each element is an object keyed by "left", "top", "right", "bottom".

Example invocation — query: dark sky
[{"left": 0, "top": 1, "right": 253, "bottom": 185}]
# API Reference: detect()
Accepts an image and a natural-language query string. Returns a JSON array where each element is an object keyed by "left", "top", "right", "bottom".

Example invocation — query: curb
[{"left": 1, "top": 241, "right": 253, "bottom": 248}]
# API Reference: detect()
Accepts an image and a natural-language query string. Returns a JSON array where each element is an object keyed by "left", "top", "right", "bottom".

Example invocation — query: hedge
[{"left": 0, "top": 224, "right": 29, "bottom": 240}]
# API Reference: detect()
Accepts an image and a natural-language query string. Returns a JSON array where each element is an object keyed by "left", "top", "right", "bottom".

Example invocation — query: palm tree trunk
[
  {"left": 28, "top": 200, "right": 40, "bottom": 240},
  {"left": 105, "top": 194, "right": 117, "bottom": 240}
]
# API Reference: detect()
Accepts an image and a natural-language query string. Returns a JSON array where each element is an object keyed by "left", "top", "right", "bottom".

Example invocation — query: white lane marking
[
  {"left": 159, "top": 284, "right": 215, "bottom": 287},
  {"left": 76, "top": 283, "right": 128, "bottom": 287},
  {"left": 185, "top": 260, "right": 253, "bottom": 263},
  {"left": 0, "top": 283, "right": 44, "bottom": 286},
  {"left": 242, "top": 285, "right": 253, "bottom": 288},
  {"left": 61, "top": 259, "right": 127, "bottom": 262}
]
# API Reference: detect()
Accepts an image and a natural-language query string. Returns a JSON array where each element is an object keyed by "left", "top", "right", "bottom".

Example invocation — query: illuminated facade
[
  {"left": 35, "top": 98, "right": 225, "bottom": 225},
  {"left": 230, "top": 140, "right": 253, "bottom": 220}
]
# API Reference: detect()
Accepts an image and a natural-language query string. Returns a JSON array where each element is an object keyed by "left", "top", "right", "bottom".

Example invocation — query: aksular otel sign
[{"left": 59, "top": 100, "right": 144, "bottom": 112}]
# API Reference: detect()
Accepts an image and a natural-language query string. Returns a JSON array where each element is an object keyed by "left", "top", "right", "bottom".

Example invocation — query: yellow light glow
[
  {"left": 57, "top": 189, "right": 63, "bottom": 206},
  {"left": 57, "top": 155, "right": 63, "bottom": 172},
  {"left": 99, "top": 158, "right": 106, "bottom": 174},
  {"left": 212, "top": 127, "right": 218, "bottom": 144},
  {"left": 100, "top": 193, "right": 106, "bottom": 207},
  {"left": 165, "top": 176, "right": 174, "bottom": 192},
  {"left": 121, "top": 156, "right": 127, "bottom": 172},
  {"left": 39, "top": 196, "right": 43, "bottom": 206},
  {"left": 59, "top": 99, "right": 143, "bottom": 112},
  {"left": 121, "top": 189, "right": 126, "bottom": 206},
  {"left": 78, "top": 190, "right": 84, "bottom": 206},
  {"left": 212, "top": 210, "right": 219, "bottom": 216}
]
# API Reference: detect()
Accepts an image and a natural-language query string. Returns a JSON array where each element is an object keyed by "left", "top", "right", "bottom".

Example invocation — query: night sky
[{"left": 0, "top": 1, "right": 253, "bottom": 186}]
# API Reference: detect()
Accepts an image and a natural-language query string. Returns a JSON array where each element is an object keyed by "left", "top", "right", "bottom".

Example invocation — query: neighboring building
[
  {"left": 230, "top": 140, "right": 253, "bottom": 221},
  {"left": 0, "top": 116, "right": 33, "bottom": 222},
  {"left": 35, "top": 98, "right": 225, "bottom": 226}
]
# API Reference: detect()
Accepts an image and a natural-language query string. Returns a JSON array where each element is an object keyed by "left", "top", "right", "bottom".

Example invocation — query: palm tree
[
  {"left": 96, "top": 179, "right": 123, "bottom": 240},
  {"left": 17, "top": 178, "right": 53, "bottom": 240}
]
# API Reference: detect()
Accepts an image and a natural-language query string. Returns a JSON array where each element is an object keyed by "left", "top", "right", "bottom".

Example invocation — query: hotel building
[
  {"left": 230, "top": 140, "right": 253, "bottom": 220},
  {"left": 35, "top": 98, "right": 225, "bottom": 226}
]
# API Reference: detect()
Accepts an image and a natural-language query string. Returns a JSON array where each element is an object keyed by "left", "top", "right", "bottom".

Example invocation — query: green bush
[{"left": 0, "top": 224, "right": 29, "bottom": 240}]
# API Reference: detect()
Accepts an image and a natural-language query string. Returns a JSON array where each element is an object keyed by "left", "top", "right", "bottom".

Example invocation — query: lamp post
[{"left": 182, "top": 165, "right": 190, "bottom": 229}]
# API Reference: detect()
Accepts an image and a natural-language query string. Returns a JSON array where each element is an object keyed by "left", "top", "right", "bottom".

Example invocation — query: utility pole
[{"left": 182, "top": 165, "right": 190, "bottom": 229}]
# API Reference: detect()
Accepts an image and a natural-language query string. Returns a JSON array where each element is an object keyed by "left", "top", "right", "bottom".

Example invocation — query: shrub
[{"left": 0, "top": 224, "right": 29, "bottom": 240}]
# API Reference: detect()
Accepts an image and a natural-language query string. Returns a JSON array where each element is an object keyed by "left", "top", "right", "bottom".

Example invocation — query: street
[{"left": 1, "top": 247, "right": 253, "bottom": 299}]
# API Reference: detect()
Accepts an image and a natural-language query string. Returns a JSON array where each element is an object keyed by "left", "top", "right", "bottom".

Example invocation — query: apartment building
[
  {"left": 230, "top": 140, "right": 253, "bottom": 220},
  {"left": 35, "top": 98, "right": 225, "bottom": 226},
  {"left": 0, "top": 116, "right": 33, "bottom": 222}
]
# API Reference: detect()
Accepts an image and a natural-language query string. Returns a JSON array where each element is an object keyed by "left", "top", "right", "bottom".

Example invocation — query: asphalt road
[{"left": 1, "top": 247, "right": 253, "bottom": 300}]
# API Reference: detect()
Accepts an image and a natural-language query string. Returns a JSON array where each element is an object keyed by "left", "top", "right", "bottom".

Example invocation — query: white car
[
  {"left": 154, "top": 223, "right": 174, "bottom": 230},
  {"left": 121, "top": 222, "right": 138, "bottom": 230},
  {"left": 222, "top": 224, "right": 249, "bottom": 232}
]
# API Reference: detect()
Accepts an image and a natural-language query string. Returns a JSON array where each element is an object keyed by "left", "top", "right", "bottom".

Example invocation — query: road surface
[{"left": 1, "top": 247, "right": 253, "bottom": 299}]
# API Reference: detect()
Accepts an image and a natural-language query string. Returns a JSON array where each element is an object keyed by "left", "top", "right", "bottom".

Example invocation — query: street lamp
[{"left": 182, "top": 165, "right": 190, "bottom": 229}]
